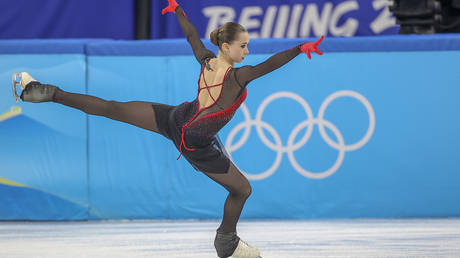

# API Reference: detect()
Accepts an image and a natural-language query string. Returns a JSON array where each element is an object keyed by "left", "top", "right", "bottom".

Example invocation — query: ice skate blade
[{"left": 11, "top": 72, "right": 21, "bottom": 103}]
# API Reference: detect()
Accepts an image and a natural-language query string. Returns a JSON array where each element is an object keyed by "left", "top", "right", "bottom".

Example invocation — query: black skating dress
[{"left": 153, "top": 6, "right": 303, "bottom": 174}]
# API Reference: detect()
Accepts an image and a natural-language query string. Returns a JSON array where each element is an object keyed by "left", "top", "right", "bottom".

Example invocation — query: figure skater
[{"left": 12, "top": 0, "right": 323, "bottom": 257}]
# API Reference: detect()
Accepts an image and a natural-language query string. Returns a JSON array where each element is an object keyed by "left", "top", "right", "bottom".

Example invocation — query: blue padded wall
[{"left": 1, "top": 35, "right": 459, "bottom": 219}]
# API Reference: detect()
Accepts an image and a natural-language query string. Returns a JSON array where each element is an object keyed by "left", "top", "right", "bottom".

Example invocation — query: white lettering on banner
[
  {"left": 299, "top": 3, "right": 332, "bottom": 38},
  {"left": 273, "top": 5, "right": 290, "bottom": 38},
  {"left": 329, "top": 0, "right": 359, "bottom": 37},
  {"left": 371, "top": 0, "right": 396, "bottom": 34},
  {"left": 203, "top": 1, "right": 361, "bottom": 38},
  {"left": 260, "top": 6, "right": 276, "bottom": 38},
  {"left": 287, "top": 4, "right": 304, "bottom": 38},
  {"left": 238, "top": 6, "right": 263, "bottom": 38},
  {"left": 203, "top": 6, "right": 235, "bottom": 39}
]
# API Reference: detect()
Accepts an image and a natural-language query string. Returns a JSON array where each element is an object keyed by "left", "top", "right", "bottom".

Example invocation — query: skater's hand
[
  {"left": 161, "top": 0, "right": 179, "bottom": 15},
  {"left": 300, "top": 36, "right": 324, "bottom": 60}
]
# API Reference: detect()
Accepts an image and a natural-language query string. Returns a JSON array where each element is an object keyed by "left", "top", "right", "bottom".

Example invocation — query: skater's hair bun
[{"left": 210, "top": 22, "right": 247, "bottom": 49}]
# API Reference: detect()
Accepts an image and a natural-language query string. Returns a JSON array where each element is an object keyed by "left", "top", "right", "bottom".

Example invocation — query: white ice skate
[
  {"left": 231, "top": 239, "right": 261, "bottom": 258},
  {"left": 12, "top": 72, "right": 38, "bottom": 102},
  {"left": 11, "top": 72, "right": 57, "bottom": 103}
]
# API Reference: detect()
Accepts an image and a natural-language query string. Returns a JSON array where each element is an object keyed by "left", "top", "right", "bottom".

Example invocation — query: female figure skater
[{"left": 13, "top": 0, "right": 323, "bottom": 257}]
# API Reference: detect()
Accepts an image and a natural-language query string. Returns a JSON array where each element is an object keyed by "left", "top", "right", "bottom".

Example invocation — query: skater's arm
[
  {"left": 235, "top": 46, "right": 302, "bottom": 87},
  {"left": 173, "top": 5, "right": 215, "bottom": 64},
  {"left": 235, "top": 36, "right": 324, "bottom": 87}
]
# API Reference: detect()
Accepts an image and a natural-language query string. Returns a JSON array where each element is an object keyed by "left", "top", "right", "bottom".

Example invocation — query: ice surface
[{"left": 0, "top": 219, "right": 459, "bottom": 257}]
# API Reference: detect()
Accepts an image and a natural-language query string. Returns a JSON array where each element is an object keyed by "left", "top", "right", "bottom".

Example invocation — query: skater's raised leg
[
  {"left": 53, "top": 90, "right": 161, "bottom": 133},
  {"left": 16, "top": 72, "right": 161, "bottom": 134}
]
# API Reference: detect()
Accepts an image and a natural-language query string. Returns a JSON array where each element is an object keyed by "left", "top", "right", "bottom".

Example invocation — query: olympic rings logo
[{"left": 225, "top": 90, "right": 375, "bottom": 180}]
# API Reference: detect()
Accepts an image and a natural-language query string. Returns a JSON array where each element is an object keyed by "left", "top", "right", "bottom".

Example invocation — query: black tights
[
  {"left": 54, "top": 89, "right": 251, "bottom": 233},
  {"left": 204, "top": 162, "right": 252, "bottom": 233}
]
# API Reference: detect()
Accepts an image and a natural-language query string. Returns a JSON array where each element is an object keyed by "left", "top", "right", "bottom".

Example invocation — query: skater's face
[{"left": 223, "top": 32, "right": 250, "bottom": 63}]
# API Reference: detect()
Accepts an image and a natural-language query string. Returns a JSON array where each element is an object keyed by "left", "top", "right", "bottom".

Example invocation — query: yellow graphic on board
[
  {"left": 0, "top": 106, "right": 22, "bottom": 122},
  {"left": 0, "top": 177, "right": 26, "bottom": 187}
]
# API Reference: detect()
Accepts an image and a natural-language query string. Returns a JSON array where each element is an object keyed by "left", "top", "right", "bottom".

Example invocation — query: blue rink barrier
[{"left": 1, "top": 35, "right": 460, "bottom": 220}]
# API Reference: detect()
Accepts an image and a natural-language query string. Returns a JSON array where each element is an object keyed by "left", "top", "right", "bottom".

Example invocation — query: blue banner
[
  {"left": 0, "top": 0, "right": 134, "bottom": 40},
  {"left": 0, "top": 0, "right": 398, "bottom": 40},
  {"left": 153, "top": 0, "right": 399, "bottom": 39},
  {"left": 1, "top": 35, "right": 460, "bottom": 220}
]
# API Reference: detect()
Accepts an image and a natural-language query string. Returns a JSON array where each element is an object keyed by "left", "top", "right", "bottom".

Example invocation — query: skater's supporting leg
[
  {"left": 203, "top": 162, "right": 262, "bottom": 257},
  {"left": 203, "top": 162, "right": 252, "bottom": 233},
  {"left": 54, "top": 89, "right": 161, "bottom": 133}
]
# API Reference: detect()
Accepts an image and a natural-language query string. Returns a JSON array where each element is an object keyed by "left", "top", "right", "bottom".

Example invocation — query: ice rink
[{"left": 1, "top": 218, "right": 460, "bottom": 257}]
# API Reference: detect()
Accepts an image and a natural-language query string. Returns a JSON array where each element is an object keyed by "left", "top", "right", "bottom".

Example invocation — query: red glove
[
  {"left": 161, "top": 0, "right": 179, "bottom": 15},
  {"left": 300, "top": 35, "right": 324, "bottom": 60}
]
